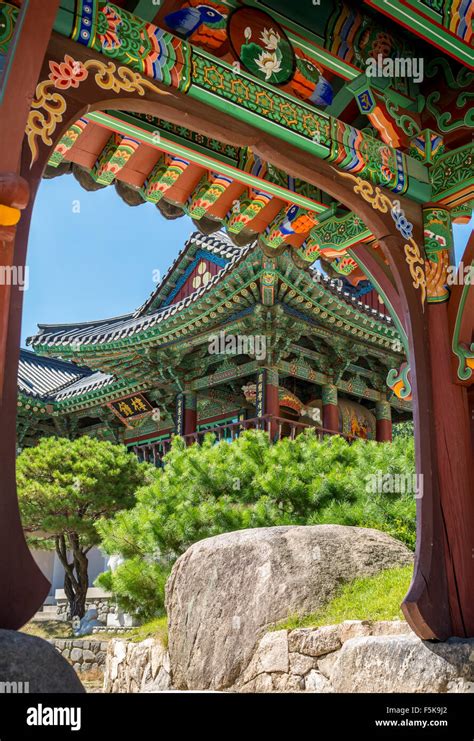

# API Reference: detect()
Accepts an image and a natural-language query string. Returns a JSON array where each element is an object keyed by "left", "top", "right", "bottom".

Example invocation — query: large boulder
[
  {"left": 165, "top": 525, "right": 413, "bottom": 690},
  {"left": 0, "top": 630, "right": 85, "bottom": 693}
]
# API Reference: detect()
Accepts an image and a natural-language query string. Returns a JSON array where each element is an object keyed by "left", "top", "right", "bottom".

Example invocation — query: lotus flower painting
[{"left": 228, "top": 7, "right": 295, "bottom": 86}]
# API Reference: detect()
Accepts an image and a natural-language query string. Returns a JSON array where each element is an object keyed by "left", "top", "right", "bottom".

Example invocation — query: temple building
[{"left": 19, "top": 230, "right": 411, "bottom": 462}]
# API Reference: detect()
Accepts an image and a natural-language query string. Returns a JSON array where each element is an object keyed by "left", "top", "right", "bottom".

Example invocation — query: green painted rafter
[{"left": 85, "top": 110, "right": 328, "bottom": 213}]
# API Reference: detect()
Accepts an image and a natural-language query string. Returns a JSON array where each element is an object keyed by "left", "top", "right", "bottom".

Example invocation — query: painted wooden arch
[{"left": 0, "top": 1, "right": 472, "bottom": 641}]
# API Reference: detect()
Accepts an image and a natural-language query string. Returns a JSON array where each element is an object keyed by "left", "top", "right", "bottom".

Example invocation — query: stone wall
[
  {"left": 102, "top": 621, "right": 474, "bottom": 693},
  {"left": 233, "top": 622, "right": 474, "bottom": 693},
  {"left": 91, "top": 626, "right": 133, "bottom": 635},
  {"left": 56, "top": 598, "right": 113, "bottom": 624},
  {"left": 104, "top": 638, "right": 171, "bottom": 693},
  {"left": 49, "top": 639, "right": 108, "bottom": 675},
  {"left": 56, "top": 593, "right": 138, "bottom": 628}
]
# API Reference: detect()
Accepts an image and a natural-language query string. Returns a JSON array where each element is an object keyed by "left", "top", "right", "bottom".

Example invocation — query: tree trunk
[
  {"left": 69, "top": 581, "right": 89, "bottom": 620},
  {"left": 63, "top": 571, "right": 75, "bottom": 621},
  {"left": 71, "top": 542, "right": 90, "bottom": 619},
  {"left": 55, "top": 533, "right": 90, "bottom": 619}
]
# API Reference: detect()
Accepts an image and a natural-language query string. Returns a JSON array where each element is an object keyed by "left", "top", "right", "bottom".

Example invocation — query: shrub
[
  {"left": 393, "top": 420, "right": 414, "bottom": 439},
  {"left": 97, "top": 430, "right": 416, "bottom": 618}
]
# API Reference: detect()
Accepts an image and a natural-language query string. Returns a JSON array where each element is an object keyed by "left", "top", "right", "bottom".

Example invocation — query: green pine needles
[
  {"left": 96, "top": 430, "right": 416, "bottom": 620},
  {"left": 17, "top": 436, "right": 148, "bottom": 618}
]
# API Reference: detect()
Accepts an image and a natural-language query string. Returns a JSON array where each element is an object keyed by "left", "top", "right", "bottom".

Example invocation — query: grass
[
  {"left": 273, "top": 566, "right": 412, "bottom": 630},
  {"left": 91, "top": 617, "right": 168, "bottom": 647},
  {"left": 21, "top": 616, "right": 168, "bottom": 647},
  {"left": 21, "top": 620, "right": 75, "bottom": 640},
  {"left": 127, "top": 616, "right": 168, "bottom": 645}
]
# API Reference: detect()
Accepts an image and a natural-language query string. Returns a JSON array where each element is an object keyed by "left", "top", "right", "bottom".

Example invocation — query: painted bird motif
[
  {"left": 280, "top": 205, "right": 318, "bottom": 236},
  {"left": 291, "top": 51, "right": 334, "bottom": 108},
  {"left": 279, "top": 205, "right": 301, "bottom": 236},
  {"left": 165, "top": 4, "right": 227, "bottom": 50}
]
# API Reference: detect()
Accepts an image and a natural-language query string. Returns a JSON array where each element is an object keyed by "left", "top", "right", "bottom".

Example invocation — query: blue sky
[
  {"left": 21, "top": 174, "right": 473, "bottom": 346},
  {"left": 22, "top": 175, "right": 194, "bottom": 345}
]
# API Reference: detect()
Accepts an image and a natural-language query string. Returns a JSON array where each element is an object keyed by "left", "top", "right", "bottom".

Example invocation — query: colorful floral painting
[
  {"left": 228, "top": 8, "right": 295, "bottom": 86},
  {"left": 97, "top": 5, "right": 123, "bottom": 50},
  {"left": 349, "top": 412, "right": 370, "bottom": 439},
  {"left": 339, "top": 400, "right": 376, "bottom": 440},
  {"left": 48, "top": 55, "right": 88, "bottom": 90}
]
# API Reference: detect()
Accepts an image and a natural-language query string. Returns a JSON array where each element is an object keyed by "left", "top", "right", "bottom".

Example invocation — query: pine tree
[{"left": 17, "top": 436, "right": 148, "bottom": 618}]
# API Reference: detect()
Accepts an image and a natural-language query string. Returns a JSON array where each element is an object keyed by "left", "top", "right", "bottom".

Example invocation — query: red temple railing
[{"left": 132, "top": 415, "right": 361, "bottom": 465}]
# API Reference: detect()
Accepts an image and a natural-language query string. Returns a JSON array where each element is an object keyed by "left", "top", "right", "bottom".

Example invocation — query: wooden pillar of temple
[
  {"left": 0, "top": 0, "right": 61, "bottom": 629},
  {"left": 428, "top": 301, "right": 474, "bottom": 636},
  {"left": 184, "top": 392, "right": 198, "bottom": 437},
  {"left": 322, "top": 384, "right": 339, "bottom": 435},
  {"left": 256, "top": 368, "right": 279, "bottom": 438},
  {"left": 265, "top": 369, "right": 280, "bottom": 426},
  {"left": 469, "top": 388, "right": 474, "bottom": 455},
  {"left": 420, "top": 208, "right": 474, "bottom": 637},
  {"left": 176, "top": 391, "right": 197, "bottom": 441},
  {"left": 376, "top": 400, "right": 393, "bottom": 442}
]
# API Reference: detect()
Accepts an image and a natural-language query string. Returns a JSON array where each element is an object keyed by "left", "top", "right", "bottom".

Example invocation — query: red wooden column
[
  {"left": 184, "top": 392, "right": 197, "bottom": 437},
  {"left": 266, "top": 369, "right": 280, "bottom": 439},
  {"left": 419, "top": 207, "right": 474, "bottom": 637},
  {"left": 376, "top": 400, "right": 393, "bottom": 442},
  {"left": 322, "top": 384, "right": 339, "bottom": 435},
  {"left": 0, "top": 0, "right": 60, "bottom": 629},
  {"left": 256, "top": 368, "right": 279, "bottom": 437},
  {"left": 468, "top": 388, "right": 474, "bottom": 454},
  {"left": 265, "top": 369, "right": 280, "bottom": 420},
  {"left": 428, "top": 301, "right": 474, "bottom": 637}
]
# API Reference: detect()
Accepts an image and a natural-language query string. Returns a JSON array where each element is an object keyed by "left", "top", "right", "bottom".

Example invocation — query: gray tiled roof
[
  {"left": 18, "top": 349, "right": 115, "bottom": 402},
  {"left": 54, "top": 371, "right": 115, "bottom": 401},
  {"left": 18, "top": 349, "right": 91, "bottom": 399},
  {"left": 28, "top": 239, "right": 255, "bottom": 349},
  {"left": 308, "top": 268, "right": 393, "bottom": 325}
]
